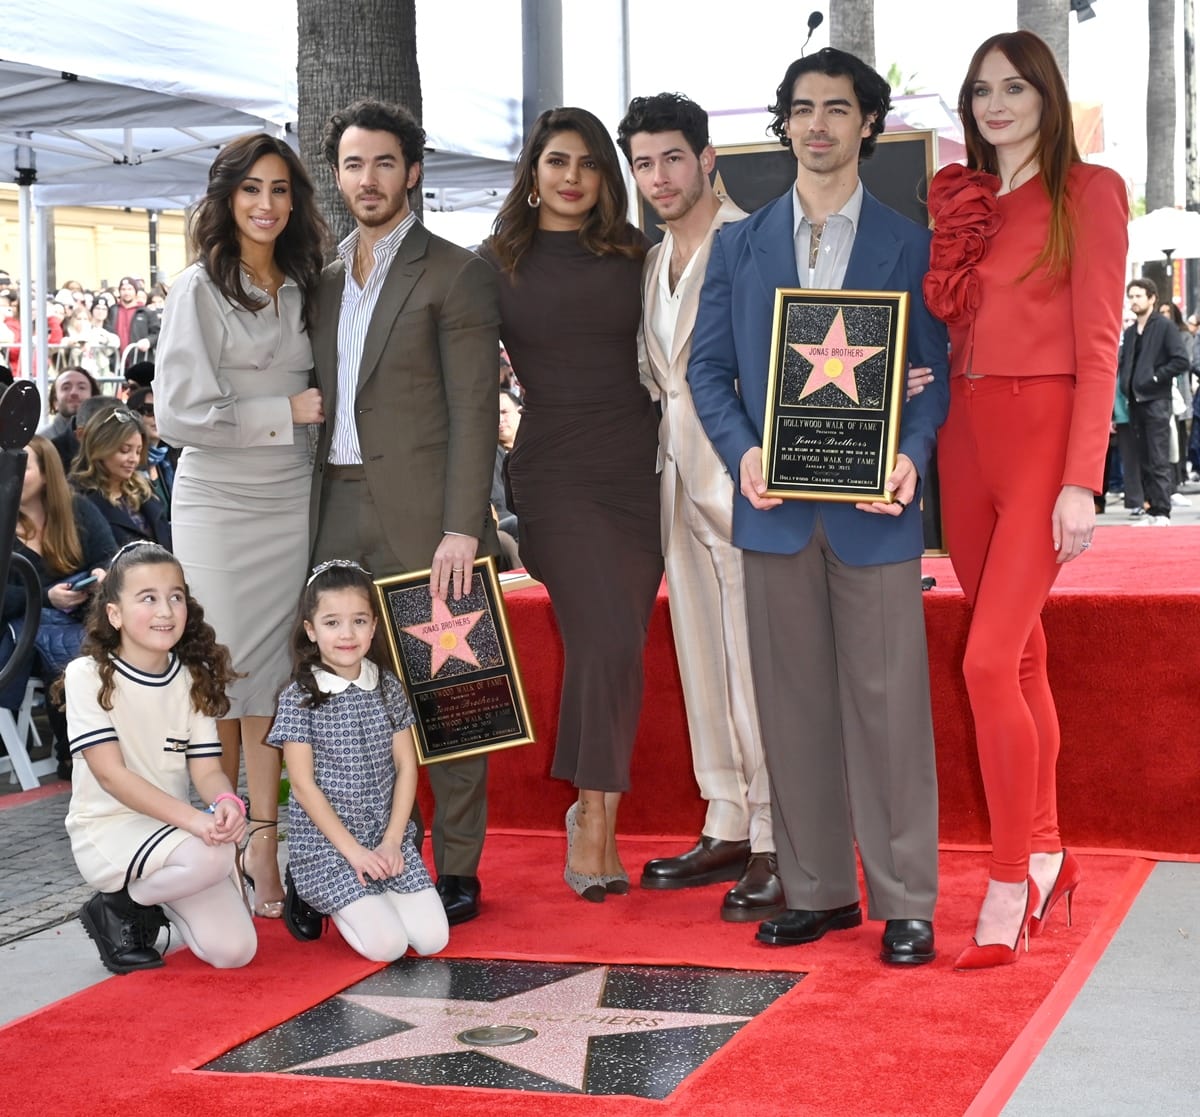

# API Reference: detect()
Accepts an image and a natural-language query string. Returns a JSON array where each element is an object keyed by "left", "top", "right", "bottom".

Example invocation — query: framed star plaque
[
  {"left": 373, "top": 556, "right": 535, "bottom": 765},
  {"left": 762, "top": 288, "right": 909, "bottom": 502}
]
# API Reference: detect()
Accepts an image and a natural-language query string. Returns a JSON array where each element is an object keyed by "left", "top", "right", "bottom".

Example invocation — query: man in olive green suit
[{"left": 309, "top": 100, "right": 501, "bottom": 925}]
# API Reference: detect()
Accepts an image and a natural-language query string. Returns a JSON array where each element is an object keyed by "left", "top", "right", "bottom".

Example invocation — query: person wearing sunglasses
[
  {"left": 127, "top": 385, "right": 176, "bottom": 513},
  {"left": 70, "top": 407, "right": 171, "bottom": 550}
]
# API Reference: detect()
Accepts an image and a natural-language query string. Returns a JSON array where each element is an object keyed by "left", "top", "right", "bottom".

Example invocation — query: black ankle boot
[
  {"left": 130, "top": 901, "right": 170, "bottom": 952},
  {"left": 78, "top": 889, "right": 165, "bottom": 974}
]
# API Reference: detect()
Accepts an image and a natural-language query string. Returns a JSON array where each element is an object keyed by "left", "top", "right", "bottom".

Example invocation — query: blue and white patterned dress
[{"left": 266, "top": 660, "right": 432, "bottom": 914}]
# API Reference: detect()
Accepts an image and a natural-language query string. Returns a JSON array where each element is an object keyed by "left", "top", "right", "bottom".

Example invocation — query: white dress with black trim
[{"left": 64, "top": 654, "right": 222, "bottom": 893}]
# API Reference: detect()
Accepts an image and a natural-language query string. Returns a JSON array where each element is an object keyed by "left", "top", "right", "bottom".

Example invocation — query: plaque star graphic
[
  {"left": 402, "top": 594, "right": 485, "bottom": 676},
  {"left": 287, "top": 966, "right": 750, "bottom": 1091},
  {"left": 791, "top": 308, "right": 884, "bottom": 404}
]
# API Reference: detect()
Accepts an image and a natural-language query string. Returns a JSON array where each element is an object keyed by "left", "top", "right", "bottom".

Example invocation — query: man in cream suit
[
  {"left": 617, "top": 94, "right": 782, "bottom": 922},
  {"left": 308, "top": 100, "right": 501, "bottom": 928}
]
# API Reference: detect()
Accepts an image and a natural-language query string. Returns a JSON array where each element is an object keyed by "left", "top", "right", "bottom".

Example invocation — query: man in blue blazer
[{"left": 687, "top": 48, "right": 948, "bottom": 965}]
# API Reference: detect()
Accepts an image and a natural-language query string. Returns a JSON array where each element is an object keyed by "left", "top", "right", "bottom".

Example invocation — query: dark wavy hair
[
  {"left": 288, "top": 562, "right": 390, "bottom": 710},
  {"left": 322, "top": 99, "right": 426, "bottom": 172},
  {"left": 63, "top": 543, "right": 238, "bottom": 715},
  {"left": 767, "top": 48, "right": 891, "bottom": 160},
  {"left": 485, "top": 107, "right": 644, "bottom": 274},
  {"left": 188, "top": 133, "right": 328, "bottom": 332},
  {"left": 617, "top": 93, "right": 710, "bottom": 161},
  {"left": 959, "top": 31, "right": 1078, "bottom": 278}
]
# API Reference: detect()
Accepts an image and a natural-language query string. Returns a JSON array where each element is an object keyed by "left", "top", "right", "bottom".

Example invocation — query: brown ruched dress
[{"left": 484, "top": 228, "right": 662, "bottom": 791}]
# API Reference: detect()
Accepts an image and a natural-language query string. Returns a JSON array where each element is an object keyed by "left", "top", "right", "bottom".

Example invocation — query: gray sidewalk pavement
[{"left": 0, "top": 786, "right": 88, "bottom": 946}]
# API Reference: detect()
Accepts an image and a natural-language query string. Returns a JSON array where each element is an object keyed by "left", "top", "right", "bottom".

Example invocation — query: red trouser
[{"left": 939, "top": 375, "right": 1074, "bottom": 883}]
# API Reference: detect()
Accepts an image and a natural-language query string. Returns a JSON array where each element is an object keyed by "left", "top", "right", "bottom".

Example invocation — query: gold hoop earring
[{"left": 527, "top": 190, "right": 541, "bottom": 209}]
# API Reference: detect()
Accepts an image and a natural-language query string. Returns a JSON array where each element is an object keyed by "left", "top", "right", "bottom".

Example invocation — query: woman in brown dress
[{"left": 482, "top": 107, "right": 662, "bottom": 902}]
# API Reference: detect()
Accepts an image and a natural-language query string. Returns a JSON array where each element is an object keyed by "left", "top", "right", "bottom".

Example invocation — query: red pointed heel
[
  {"left": 954, "top": 877, "right": 1041, "bottom": 971},
  {"left": 1029, "top": 850, "right": 1082, "bottom": 938}
]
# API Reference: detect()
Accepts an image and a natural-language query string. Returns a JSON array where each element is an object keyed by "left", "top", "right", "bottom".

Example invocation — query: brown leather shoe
[
  {"left": 640, "top": 836, "right": 750, "bottom": 890},
  {"left": 721, "top": 852, "right": 785, "bottom": 922}
]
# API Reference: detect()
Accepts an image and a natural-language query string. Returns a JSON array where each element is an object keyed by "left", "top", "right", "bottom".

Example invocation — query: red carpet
[
  {"left": 0, "top": 837, "right": 1143, "bottom": 1117},
  {"left": 461, "top": 525, "right": 1200, "bottom": 855}
]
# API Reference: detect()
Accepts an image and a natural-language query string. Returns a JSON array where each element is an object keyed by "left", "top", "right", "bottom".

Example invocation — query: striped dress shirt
[{"left": 328, "top": 211, "right": 417, "bottom": 465}]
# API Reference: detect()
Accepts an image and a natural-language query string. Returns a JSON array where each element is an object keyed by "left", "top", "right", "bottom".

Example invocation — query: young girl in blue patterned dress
[{"left": 267, "top": 560, "right": 448, "bottom": 962}]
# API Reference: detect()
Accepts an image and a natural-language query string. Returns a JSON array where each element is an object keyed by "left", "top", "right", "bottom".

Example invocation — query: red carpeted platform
[
  {"left": 440, "top": 525, "right": 1200, "bottom": 856},
  {"left": 0, "top": 841, "right": 1148, "bottom": 1117}
]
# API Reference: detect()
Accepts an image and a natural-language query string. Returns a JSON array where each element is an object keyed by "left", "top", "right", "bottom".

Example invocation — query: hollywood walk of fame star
[
  {"left": 791, "top": 308, "right": 884, "bottom": 404},
  {"left": 402, "top": 594, "right": 485, "bottom": 676},
  {"left": 287, "top": 966, "right": 750, "bottom": 1091}
]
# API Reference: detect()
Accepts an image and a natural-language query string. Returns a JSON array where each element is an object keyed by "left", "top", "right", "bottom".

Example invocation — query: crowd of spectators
[
  {"left": 0, "top": 269, "right": 165, "bottom": 384},
  {"left": 0, "top": 342, "right": 175, "bottom": 779}
]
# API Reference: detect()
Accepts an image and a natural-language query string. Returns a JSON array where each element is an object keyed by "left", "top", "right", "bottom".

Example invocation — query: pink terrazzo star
[
  {"left": 402, "top": 593, "right": 484, "bottom": 676},
  {"left": 791, "top": 308, "right": 884, "bottom": 404},
  {"left": 288, "top": 967, "right": 750, "bottom": 1091}
]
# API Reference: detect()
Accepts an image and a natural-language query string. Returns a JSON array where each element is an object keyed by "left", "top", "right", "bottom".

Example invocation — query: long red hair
[{"left": 958, "top": 30, "right": 1079, "bottom": 278}]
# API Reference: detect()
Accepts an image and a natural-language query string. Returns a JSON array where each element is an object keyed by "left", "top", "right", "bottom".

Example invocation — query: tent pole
[
  {"left": 16, "top": 183, "right": 33, "bottom": 384},
  {"left": 33, "top": 196, "right": 50, "bottom": 416}
]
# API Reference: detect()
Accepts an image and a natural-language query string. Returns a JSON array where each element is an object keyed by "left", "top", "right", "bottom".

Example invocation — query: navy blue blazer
[
  {"left": 687, "top": 187, "right": 949, "bottom": 567},
  {"left": 80, "top": 489, "right": 172, "bottom": 552}
]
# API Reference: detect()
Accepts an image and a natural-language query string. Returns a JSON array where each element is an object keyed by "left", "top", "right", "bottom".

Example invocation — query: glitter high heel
[
  {"left": 564, "top": 803, "right": 607, "bottom": 903},
  {"left": 604, "top": 871, "right": 631, "bottom": 895}
]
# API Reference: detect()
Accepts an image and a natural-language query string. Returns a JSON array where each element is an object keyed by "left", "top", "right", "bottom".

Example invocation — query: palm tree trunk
[
  {"left": 1017, "top": 0, "right": 1070, "bottom": 82},
  {"left": 1145, "top": 0, "right": 1178, "bottom": 297},
  {"left": 829, "top": 0, "right": 876, "bottom": 70},
  {"left": 1184, "top": 0, "right": 1198, "bottom": 312},
  {"left": 297, "top": 0, "right": 423, "bottom": 242}
]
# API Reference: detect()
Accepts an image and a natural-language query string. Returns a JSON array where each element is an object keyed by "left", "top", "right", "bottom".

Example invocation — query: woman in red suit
[{"left": 924, "top": 31, "right": 1128, "bottom": 969}]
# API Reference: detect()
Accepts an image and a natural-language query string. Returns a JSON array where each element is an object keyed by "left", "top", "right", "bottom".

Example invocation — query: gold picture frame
[
  {"left": 762, "top": 288, "right": 909, "bottom": 502},
  {"left": 373, "top": 556, "right": 535, "bottom": 765}
]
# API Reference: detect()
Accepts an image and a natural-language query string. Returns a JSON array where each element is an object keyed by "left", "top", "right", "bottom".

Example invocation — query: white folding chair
[{"left": 0, "top": 677, "right": 57, "bottom": 790}]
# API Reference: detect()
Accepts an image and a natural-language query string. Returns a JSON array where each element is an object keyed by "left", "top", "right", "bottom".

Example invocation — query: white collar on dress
[{"left": 312, "top": 659, "right": 379, "bottom": 694}]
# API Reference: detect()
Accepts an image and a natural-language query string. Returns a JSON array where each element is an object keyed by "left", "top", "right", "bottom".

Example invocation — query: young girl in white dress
[
  {"left": 63, "top": 541, "right": 256, "bottom": 974},
  {"left": 267, "top": 560, "right": 449, "bottom": 963}
]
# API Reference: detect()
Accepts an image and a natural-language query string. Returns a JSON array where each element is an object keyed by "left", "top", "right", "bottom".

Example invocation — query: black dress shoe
[
  {"left": 721, "top": 852, "right": 785, "bottom": 922},
  {"left": 756, "top": 903, "right": 862, "bottom": 946},
  {"left": 641, "top": 836, "right": 750, "bottom": 890},
  {"left": 880, "top": 919, "right": 936, "bottom": 965},
  {"left": 283, "top": 867, "right": 324, "bottom": 942},
  {"left": 436, "top": 874, "right": 481, "bottom": 925}
]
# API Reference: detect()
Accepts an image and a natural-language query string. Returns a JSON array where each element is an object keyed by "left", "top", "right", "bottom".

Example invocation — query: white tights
[
  {"left": 128, "top": 838, "right": 256, "bottom": 969},
  {"left": 332, "top": 887, "right": 449, "bottom": 963}
]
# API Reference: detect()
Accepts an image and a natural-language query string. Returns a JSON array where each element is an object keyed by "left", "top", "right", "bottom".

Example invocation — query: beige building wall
[{"left": 0, "top": 184, "right": 189, "bottom": 291}]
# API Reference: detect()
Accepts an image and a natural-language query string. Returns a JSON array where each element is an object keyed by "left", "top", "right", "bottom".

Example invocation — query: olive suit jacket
[{"left": 309, "top": 220, "right": 502, "bottom": 570}]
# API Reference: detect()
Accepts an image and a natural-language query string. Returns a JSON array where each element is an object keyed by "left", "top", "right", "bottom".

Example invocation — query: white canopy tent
[
  {"left": 2, "top": 4, "right": 298, "bottom": 401},
  {"left": 3, "top": 1, "right": 522, "bottom": 406}
]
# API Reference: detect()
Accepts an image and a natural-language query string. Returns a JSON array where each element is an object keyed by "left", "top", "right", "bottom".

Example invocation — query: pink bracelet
[{"left": 212, "top": 792, "right": 247, "bottom": 816}]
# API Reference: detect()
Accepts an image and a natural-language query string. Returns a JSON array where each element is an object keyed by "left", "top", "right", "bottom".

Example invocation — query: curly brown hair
[
  {"left": 74, "top": 543, "right": 239, "bottom": 715},
  {"left": 188, "top": 133, "right": 328, "bottom": 333},
  {"left": 288, "top": 562, "right": 391, "bottom": 711}
]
